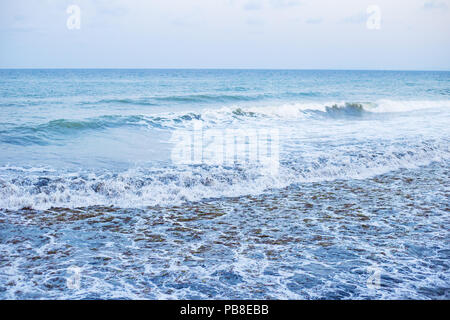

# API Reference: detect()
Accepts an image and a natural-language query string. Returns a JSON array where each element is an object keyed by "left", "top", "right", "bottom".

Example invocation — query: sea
[{"left": 0, "top": 69, "right": 449, "bottom": 299}]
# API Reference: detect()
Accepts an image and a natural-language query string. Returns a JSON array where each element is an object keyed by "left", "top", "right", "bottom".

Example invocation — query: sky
[{"left": 0, "top": 0, "right": 449, "bottom": 70}]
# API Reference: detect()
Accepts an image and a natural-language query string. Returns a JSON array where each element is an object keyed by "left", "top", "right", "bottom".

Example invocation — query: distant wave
[
  {"left": 92, "top": 99, "right": 158, "bottom": 106},
  {"left": 81, "top": 91, "right": 323, "bottom": 106},
  {"left": 0, "top": 115, "right": 147, "bottom": 145},
  {"left": 153, "top": 93, "right": 266, "bottom": 103},
  {"left": 88, "top": 94, "right": 268, "bottom": 106}
]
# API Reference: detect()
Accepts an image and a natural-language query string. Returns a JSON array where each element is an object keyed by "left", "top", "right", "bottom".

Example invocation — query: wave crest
[{"left": 1, "top": 100, "right": 449, "bottom": 145}]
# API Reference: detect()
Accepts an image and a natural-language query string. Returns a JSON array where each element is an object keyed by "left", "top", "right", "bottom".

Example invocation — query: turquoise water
[{"left": 0, "top": 69, "right": 449, "bottom": 299}]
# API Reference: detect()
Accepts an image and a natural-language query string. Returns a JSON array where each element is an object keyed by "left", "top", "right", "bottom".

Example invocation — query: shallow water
[
  {"left": 0, "top": 69, "right": 449, "bottom": 299},
  {"left": 1, "top": 163, "right": 448, "bottom": 299}
]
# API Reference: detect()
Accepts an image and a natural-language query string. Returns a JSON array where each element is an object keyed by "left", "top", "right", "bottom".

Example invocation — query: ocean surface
[{"left": 0, "top": 69, "right": 449, "bottom": 299}]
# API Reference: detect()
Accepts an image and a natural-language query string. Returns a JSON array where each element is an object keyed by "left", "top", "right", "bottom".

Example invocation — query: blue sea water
[{"left": 0, "top": 69, "right": 449, "bottom": 299}]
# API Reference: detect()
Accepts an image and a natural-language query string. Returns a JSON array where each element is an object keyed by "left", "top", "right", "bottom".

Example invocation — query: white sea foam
[
  {"left": 147, "top": 99, "right": 450, "bottom": 128},
  {"left": 1, "top": 139, "right": 448, "bottom": 210},
  {"left": 368, "top": 99, "right": 450, "bottom": 113}
]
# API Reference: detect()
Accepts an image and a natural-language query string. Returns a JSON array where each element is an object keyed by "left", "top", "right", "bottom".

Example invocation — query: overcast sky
[{"left": 0, "top": 0, "right": 449, "bottom": 70}]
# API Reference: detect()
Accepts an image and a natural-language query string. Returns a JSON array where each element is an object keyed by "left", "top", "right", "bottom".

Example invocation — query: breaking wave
[
  {"left": 2, "top": 100, "right": 449, "bottom": 145},
  {"left": 0, "top": 140, "right": 447, "bottom": 210}
]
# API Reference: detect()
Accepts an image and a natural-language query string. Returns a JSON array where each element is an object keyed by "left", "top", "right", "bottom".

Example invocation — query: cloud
[
  {"left": 243, "top": 0, "right": 263, "bottom": 10},
  {"left": 423, "top": 0, "right": 448, "bottom": 10},
  {"left": 171, "top": 7, "right": 205, "bottom": 28},
  {"left": 269, "top": 0, "right": 302, "bottom": 8},
  {"left": 242, "top": 0, "right": 301, "bottom": 10},
  {"left": 90, "top": 0, "right": 129, "bottom": 17},
  {"left": 340, "top": 12, "right": 366, "bottom": 24},
  {"left": 246, "top": 17, "right": 265, "bottom": 25}
]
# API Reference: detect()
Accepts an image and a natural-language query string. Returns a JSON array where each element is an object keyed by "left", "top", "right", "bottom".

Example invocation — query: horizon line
[{"left": 0, "top": 67, "right": 449, "bottom": 72}]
